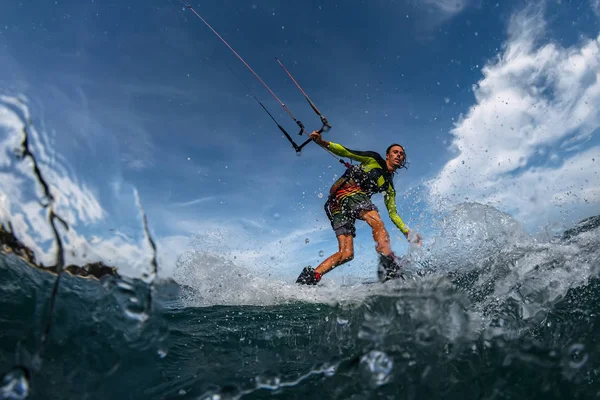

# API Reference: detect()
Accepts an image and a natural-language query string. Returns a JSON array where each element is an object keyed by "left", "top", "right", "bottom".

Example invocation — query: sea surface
[{"left": 1, "top": 209, "right": 599, "bottom": 400}]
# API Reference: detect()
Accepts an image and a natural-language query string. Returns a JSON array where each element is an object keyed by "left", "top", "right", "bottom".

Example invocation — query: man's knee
[
  {"left": 339, "top": 250, "right": 354, "bottom": 264},
  {"left": 370, "top": 217, "right": 386, "bottom": 232}
]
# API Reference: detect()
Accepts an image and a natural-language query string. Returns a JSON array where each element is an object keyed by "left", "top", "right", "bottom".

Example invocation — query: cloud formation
[
  {"left": 0, "top": 95, "right": 158, "bottom": 276},
  {"left": 422, "top": 0, "right": 471, "bottom": 17},
  {"left": 592, "top": 0, "right": 600, "bottom": 16},
  {"left": 427, "top": 5, "right": 600, "bottom": 228}
]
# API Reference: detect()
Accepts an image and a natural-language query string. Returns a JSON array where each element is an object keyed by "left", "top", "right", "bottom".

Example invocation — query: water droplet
[
  {"left": 252, "top": 4, "right": 257, "bottom": 9},
  {"left": 281, "top": 25, "right": 285, "bottom": 29},
  {"left": 318, "top": 250, "right": 324, "bottom": 257},
  {"left": 115, "top": 278, "right": 150, "bottom": 322},
  {"left": 323, "top": 364, "right": 336, "bottom": 376},
  {"left": 0, "top": 367, "right": 30, "bottom": 400},
  {"left": 461, "top": 160, "right": 465, "bottom": 165},
  {"left": 178, "top": 389, "right": 186, "bottom": 395},
  {"left": 273, "top": 213, "right": 280, "bottom": 219},
  {"left": 567, "top": 344, "right": 588, "bottom": 369},
  {"left": 157, "top": 348, "right": 168, "bottom": 359},
  {"left": 360, "top": 350, "right": 393, "bottom": 387},
  {"left": 318, "top": 192, "right": 323, "bottom": 198},
  {"left": 256, "top": 373, "right": 281, "bottom": 389},
  {"left": 336, "top": 317, "right": 349, "bottom": 326},
  {"left": 305, "top": 238, "right": 310, "bottom": 244}
]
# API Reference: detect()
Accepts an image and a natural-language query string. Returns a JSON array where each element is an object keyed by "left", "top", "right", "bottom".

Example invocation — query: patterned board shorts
[{"left": 327, "top": 193, "right": 378, "bottom": 237}]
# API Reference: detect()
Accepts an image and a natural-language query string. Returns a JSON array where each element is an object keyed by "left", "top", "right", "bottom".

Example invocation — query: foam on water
[
  {"left": 422, "top": 202, "right": 532, "bottom": 273},
  {"left": 175, "top": 201, "right": 600, "bottom": 338},
  {"left": 173, "top": 247, "right": 396, "bottom": 307}
]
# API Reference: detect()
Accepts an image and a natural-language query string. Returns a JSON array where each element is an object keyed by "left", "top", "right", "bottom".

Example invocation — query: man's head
[{"left": 386, "top": 144, "right": 407, "bottom": 171}]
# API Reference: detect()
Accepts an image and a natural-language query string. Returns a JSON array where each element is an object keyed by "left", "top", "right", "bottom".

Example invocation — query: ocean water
[{"left": 1, "top": 209, "right": 599, "bottom": 399}]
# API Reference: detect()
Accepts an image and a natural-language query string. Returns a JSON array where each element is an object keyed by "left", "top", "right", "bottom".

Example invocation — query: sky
[{"left": 0, "top": 0, "right": 599, "bottom": 282}]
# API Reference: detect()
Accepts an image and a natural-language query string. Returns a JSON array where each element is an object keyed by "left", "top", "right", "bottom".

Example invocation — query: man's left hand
[{"left": 406, "top": 230, "right": 423, "bottom": 246}]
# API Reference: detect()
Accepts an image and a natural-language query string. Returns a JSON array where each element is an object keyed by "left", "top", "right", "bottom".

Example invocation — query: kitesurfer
[{"left": 296, "top": 131, "right": 422, "bottom": 285}]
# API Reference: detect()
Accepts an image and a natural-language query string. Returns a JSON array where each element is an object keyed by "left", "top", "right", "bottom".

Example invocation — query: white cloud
[
  {"left": 592, "top": 0, "right": 600, "bottom": 16},
  {"left": 120, "top": 128, "right": 156, "bottom": 172},
  {"left": 0, "top": 95, "right": 158, "bottom": 275},
  {"left": 427, "top": 5, "right": 600, "bottom": 229},
  {"left": 151, "top": 201, "right": 334, "bottom": 280},
  {"left": 155, "top": 235, "right": 192, "bottom": 277},
  {"left": 423, "top": 0, "right": 470, "bottom": 17},
  {"left": 411, "top": 0, "right": 479, "bottom": 38},
  {"left": 174, "top": 196, "right": 216, "bottom": 207},
  {"left": 1, "top": 95, "right": 105, "bottom": 226}
]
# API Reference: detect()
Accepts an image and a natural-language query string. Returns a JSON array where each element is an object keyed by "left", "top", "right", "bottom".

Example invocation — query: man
[{"left": 296, "top": 131, "right": 422, "bottom": 285}]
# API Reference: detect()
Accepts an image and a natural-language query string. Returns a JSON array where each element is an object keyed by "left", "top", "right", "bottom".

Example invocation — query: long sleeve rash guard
[{"left": 326, "top": 142, "right": 409, "bottom": 235}]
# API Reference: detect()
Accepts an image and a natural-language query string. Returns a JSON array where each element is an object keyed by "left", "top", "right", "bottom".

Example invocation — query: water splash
[
  {"left": 0, "top": 367, "right": 30, "bottom": 400},
  {"left": 0, "top": 95, "right": 162, "bottom": 397},
  {"left": 359, "top": 350, "right": 393, "bottom": 387},
  {"left": 426, "top": 202, "right": 530, "bottom": 273}
]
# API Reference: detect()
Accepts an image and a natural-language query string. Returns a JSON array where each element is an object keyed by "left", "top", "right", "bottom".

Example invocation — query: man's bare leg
[
  {"left": 360, "top": 210, "right": 392, "bottom": 256},
  {"left": 315, "top": 234, "right": 354, "bottom": 276},
  {"left": 360, "top": 209, "right": 405, "bottom": 281}
]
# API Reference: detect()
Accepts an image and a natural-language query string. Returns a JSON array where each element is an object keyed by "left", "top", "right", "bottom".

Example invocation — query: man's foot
[
  {"left": 295, "top": 266, "right": 322, "bottom": 285},
  {"left": 377, "top": 253, "right": 406, "bottom": 283}
]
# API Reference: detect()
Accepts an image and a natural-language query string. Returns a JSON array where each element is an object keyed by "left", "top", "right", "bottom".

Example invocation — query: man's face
[{"left": 387, "top": 145, "right": 405, "bottom": 168}]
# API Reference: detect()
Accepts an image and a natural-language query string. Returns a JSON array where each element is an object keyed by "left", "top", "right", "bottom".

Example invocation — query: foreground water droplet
[
  {"left": 567, "top": 343, "right": 588, "bottom": 369},
  {"left": 114, "top": 278, "right": 151, "bottom": 323},
  {"left": 321, "top": 363, "right": 337, "bottom": 377},
  {"left": 360, "top": 350, "right": 393, "bottom": 387},
  {"left": 318, "top": 192, "right": 323, "bottom": 198},
  {"left": 318, "top": 250, "right": 324, "bottom": 257},
  {"left": 157, "top": 348, "right": 168, "bottom": 359},
  {"left": 0, "top": 367, "right": 30, "bottom": 400},
  {"left": 255, "top": 373, "right": 281, "bottom": 389},
  {"left": 305, "top": 238, "right": 310, "bottom": 244}
]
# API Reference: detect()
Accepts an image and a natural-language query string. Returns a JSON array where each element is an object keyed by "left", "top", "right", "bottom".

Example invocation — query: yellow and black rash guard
[{"left": 327, "top": 142, "right": 409, "bottom": 235}]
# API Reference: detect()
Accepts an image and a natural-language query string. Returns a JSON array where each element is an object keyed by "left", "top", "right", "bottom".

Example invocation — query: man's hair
[
  {"left": 386, "top": 143, "right": 408, "bottom": 170},
  {"left": 386, "top": 143, "right": 403, "bottom": 155}
]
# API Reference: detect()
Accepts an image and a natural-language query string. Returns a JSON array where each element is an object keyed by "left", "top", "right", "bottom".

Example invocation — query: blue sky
[{"left": 1, "top": 0, "right": 599, "bottom": 282}]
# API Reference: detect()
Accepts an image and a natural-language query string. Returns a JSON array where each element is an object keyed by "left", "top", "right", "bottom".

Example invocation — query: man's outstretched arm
[
  {"left": 384, "top": 187, "right": 422, "bottom": 245},
  {"left": 309, "top": 131, "right": 375, "bottom": 164}
]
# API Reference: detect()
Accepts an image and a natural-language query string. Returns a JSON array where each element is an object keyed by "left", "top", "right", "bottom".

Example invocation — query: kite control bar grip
[
  {"left": 316, "top": 119, "right": 331, "bottom": 134},
  {"left": 295, "top": 119, "right": 332, "bottom": 152},
  {"left": 318, "top": 116, "right": 331, "bottom": 133}
]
